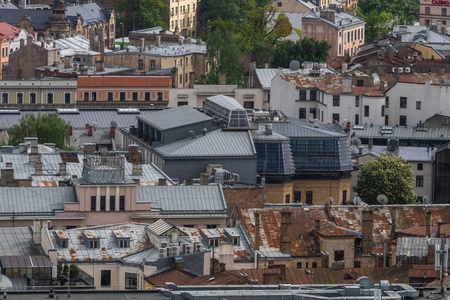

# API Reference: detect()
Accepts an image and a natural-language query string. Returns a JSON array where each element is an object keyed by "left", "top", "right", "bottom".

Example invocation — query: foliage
[
  {"left": 69, "top": 264, "right": 79, "bottom": 278},
  {"left": 63, "top": 264, "right": 69, "bottom": 275},
  {"left": 251, "top": 41, "right": 273, "bottom": 68},
  {"left": 353, "top": 153, "right": 417, "bottom": 205},
  {"left": 271, "top": 38, "right": 332, "bottom": 68},
  {"left": 57, "top": 263, "right": 63, "bottom": 274},
  {"left": 358, "top": 0, "right": 418, "bottom": 25},
  {"left": 8, "top": 113, "right": 71, "bottom": 150},
  {"left": 363, "top": 10, "right": 394, "bottom": 42},
  {"left": 117, "top": 0, "right": 169, "bottom": 33}
]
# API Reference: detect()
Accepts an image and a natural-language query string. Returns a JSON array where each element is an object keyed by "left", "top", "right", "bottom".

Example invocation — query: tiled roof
[
  {"left": 254, "top": 67, "right": 337, "bottom": 89},
  {"left": 137, "top": 106, "right": 211, "bottom": 131},
  {"left": 0, "top": 22, "right": 22, "bottom": 39},
  {"left": 391, "top": 73, "right": 450, "bottom": 85},
  {"left": 398, "top": 224, "right": 450, "bottom": 237},
  {"left": 153, "top": 128, "right": 256, "bottom": 158}
]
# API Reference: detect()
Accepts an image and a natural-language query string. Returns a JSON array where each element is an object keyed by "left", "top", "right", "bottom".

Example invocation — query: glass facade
[
  {"left": 203, "top": 95, "right": 250, "bottom": 128},
  {"left": 434, "top": 148, "right": 450, "bottom": 204},
  {"left": 255, "top": 141, "right": 295, "bottom": 175}
]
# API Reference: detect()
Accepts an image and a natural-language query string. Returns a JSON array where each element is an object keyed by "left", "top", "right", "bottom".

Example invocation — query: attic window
[
  {"left": 89, "top": 240, "right": 99, "bottom": 248},
  {"left": 209, "top": 239, "right": 219, "bottom": 247},
  {"left": 348, "top": 221, "right": 353, "bottom": 226},
  {"left": 61, "top": 240, "right": 68, "bottom": 248},
  {"left": 119, "top": 239, "right": 129, "bottom": 248}
]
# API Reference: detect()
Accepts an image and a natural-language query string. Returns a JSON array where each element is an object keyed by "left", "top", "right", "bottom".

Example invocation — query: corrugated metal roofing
[
  {"left": 0, "top": 227, "right": 43, "bottom": 256},
  {"left": 0, "top": 187, "right": 76, "bottom": 214},
  {"left": 146, "top": 219, "right": 174, "bottom": 236},
  {"left": 136, "top": 185, "right": 227, "bottom": 214},
  {"left": 206, "top": 95, "right": 245, "bottom": 111},
  {"left": 251, "top": 124, "right": 289, "bottom": 141},
  {"left": 352, "top": 145, "right": 435, "bottom": 162},
  {"left": 396, "top": 237, "right": 450, "bottom": 258},
  {"left": 154, "top": 129, "right": 256, "bottom": 157},
  {"left": 351, "top": 124, "right": 450, "bottom": 140},
  {"left": 271, "top": 122, "right": 345, "bottom": 138},
  {"left": 137, "top": 106, "right": 211, "bottom": 131}
]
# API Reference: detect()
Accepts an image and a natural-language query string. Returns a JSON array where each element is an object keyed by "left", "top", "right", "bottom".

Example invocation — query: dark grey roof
[
  {"left": 351, "top": 124, "right": 450, "bottom": 141},
  {"left": 271, "top": 121, "right": 346, "bottom": 138},
  {"left": 137, "top": 106, "right": 212, "bottom": 131},
  {"left": 0, "top": 9, "right": 52, "bottom": 31},
  {"left": 136, "top": 185, "right": 227, "bottom": 215},
  {"left": 154, "top": 128, "right": 256, "bottom": 158},
  {"left": 65, "top": 2, "right": 110, "bottom": 27},
  {"left": 0, "top": 187, "right": 76, "bottom": 214},
  {"left": 0, "top": 227, "right": 43, "bottom": 256},
  {"left": 350, "top": 145, "right": 435, "bottom": 162},
  {"left": 133, "top": 68, "right": 173, "bottom": 76}
]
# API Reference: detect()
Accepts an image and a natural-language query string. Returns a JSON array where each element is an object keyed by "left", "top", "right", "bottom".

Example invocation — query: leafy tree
[
  {"left": 63, "top": 264, "right": 69, "bottom": 275},
  {"left": 8, "top": 113, "right": 71, "bottom": 150},
  {"left": 271, "top": 38, "right": 332, "bottom": 67},
  {"left": 353, "top": 153, "right": 417, "bottom": 205},
  {"left": 117, "top": 0, "right": 169, "bottom": 33},
  {"left": 358, "top": 0, "right": 418, "bottom": 25},
  {"left": 362, "top": 10, "right": 393, "bottom": 42},
  {"left": 198, "top": 0, "right": 241, "bottom": 27},
  {"left": 69, "top": 264, "right": 79, "bottom": 278}
]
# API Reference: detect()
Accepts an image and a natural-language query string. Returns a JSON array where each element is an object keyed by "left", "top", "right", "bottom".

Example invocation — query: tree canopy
[
  {"left": 353, "top": 153, "right": 417, "bottom": 205},
  {"left": 117, "top": 0, "right": 169, "bottom": 33},
  {"left": 358, "top": 0, "right": 418, "bottom": 25},
  {"left": 271, "top": 39, "right": 332, "bottom": 68},
  {"left": 8, "top": 113, "right": 71, "bottom": 150}
]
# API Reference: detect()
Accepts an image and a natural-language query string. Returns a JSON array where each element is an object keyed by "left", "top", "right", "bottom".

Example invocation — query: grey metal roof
[
  {"left": 396, "top": 237, "right": 450, "bottom": 258},
  {"left": 303, "top": 9, "right": 366, "bottom": 29},
  {"left": 0, "top": 187, "right": 76, "bottom": 214},
  {"left": 252, "top": 124, "right": 289, "bottom": 141},
  {"left": 206, "top": 95, "right": 244, "bottom": 111},
  {"left": 0, "top": 9, "right": 52, "bottom": 31},
  {"left": 0, "top": 227, "right": 43, "bottom": 256},
  {"left": 351, "top": 124, "right": 450, "bottom": 140},
  {"left": 351, "top": 145, "right": 435, "bottom": 162},
  {"left": 137, "top": 106, "right": 212, "bottom": 131},
  {"left": 393, "top": 25, "right": 450, "bottom": 44},
  {"left": 0, "top": 109, "right": 158, "bottom": 130},
  {"left": 153, "top": 128, "right": 256, "bottom": 157},
  {"left": 271, "top": 121, "right": 346, "bottom": 138},
  {"left": 65, "top": 2, "right": 110, "bottom": 27},
  {"left": 136, "top": 185, "right": 227, "bottom": 214}
]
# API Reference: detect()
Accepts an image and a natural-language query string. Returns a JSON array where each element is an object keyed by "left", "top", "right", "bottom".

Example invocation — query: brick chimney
[
  {"left": 280, "top": 211, "right": 291, "bottom": 254},
  {"left": 320, "top": 10, "right": 336, "bottom": 23},
  {"left": 29, "top": 146, "right": 41, "bottom": 164},
  {"left": 35, "top": 163, "right": 43, "bottom": 175},
  {"left": 362, "top": 210, "right": 373, "bottom": 253},
  {"left": 200, "top": 173, "right": 209, "bottom": 185},
  {"left": 185, "top": 178, "right": 193, "bottom": 185},
  {"left": 426, "top": 211, "right": 432, "bottom": 238},
  {"left": 1, "top": 169, "right": 14, "bottom": 187},
  {"left": 132, "top": 163, "right": 142, "bottom": 175},
  {"left": 59, "top": 162, "right": 66, "bottom": 175},
  {"left": 254, "top": 212, "right": 260, "bottom": 251},
  {"left": 438, "top": 222, "right": 446, "bottom": 238}
]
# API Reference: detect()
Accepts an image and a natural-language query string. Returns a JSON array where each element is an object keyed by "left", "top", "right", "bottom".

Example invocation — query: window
[
  {"left": 425, "top": 7, "right": 430, "bottom": 14},
  {"left": 297, "top": 262, "right": 302, "bottom": 268},
  {"left": 333, "top": 95, "right": 340, "bottom": 106},
  {"left": 285, "top": 194, "right": 290, "bottom": 203},
  {"left": 400, "top": 97, "right": 407, "bottom": 108},
  {"left": 416, "top": 176, "right": 424, "bottom": 187},
  {"left": 100, "top": 196, "right": 106, "bottom": 210},
  {"left": 232, "top": 237, "right": 239, "bottom": 245},
  {"left": 418, "top": 163, "right": 423, "bottom": 171},
  {"left": 91, "top": 92, "right": 97, "bottom": 101},
  {"left": 299, "top": 89, "right": 307, "bottom": 100},
  {"left": 381, "top": 105, "right": 385, "bottom": 117},
  {"left": 364, "top": 105, "right": 369, "bottom": 117},
  {"left": 157, "top": 92, "right": 163, "bottom": 101},
  {"left": 107, "top": 92, "right": 113, "bottom": 101},
  {"left": 119, "top": 239, "right": 129, "bottom": 248},
  {"left": 306, "top": 262, "right": 309, "bottom": 268},
  {"left": 145, "top": 92, "right": 151, "bottom": 101},
  {"left": 385, "top": 96, "right": 389, "bottom": 108},
  {"left": 310, "top": 90, "right": 317, "bottom": 101},
  {"left": 342, "top": 190, "right": 347, "bottom": 205},
  {"left": 84, "top": 92, "right": 89, "bottom": 101},
  {"left": 138, "top": 59, "right": 143, "bottom": 69},
  {"left": 47, "top": 93, "right": 53, "bottom": 104},
  {"left": 178, "top": 101, "right": 188, "bottom": 106},
  {"left": 299, "top": 108, "right": 306, "bottom": 119},
  {"left": 119, "top": 196, "right": 125, "bottom": 210},
  {"left": 110, "top": 196, "right": 115, "bottom": 210},
  {"left": 306, "top": 191, "right": 313, "bottom": 205},
  {"left": 89, "top": 240, "right": 98, "bottom": 248},
  {"left": 207, "top": 224, "right": 217, "bottom": 229},
  {"left": 354, "top": 261, "right": 361, "bottom": 268},
  {"left": 209, "top": 238, "right": 219, "bottom": 246},
  {"left": 312, "top": 262, "right": 317, "bottom": 268},
  {"left": 385, "top": 115, "right": 389, "bottom": 126},
  {"left": 332, "top": 113, "right": 340, "bottom": 123},
  {"left": 64, "top": 93, "right": 71, "bottom": 104},
  {"left": 30, "top": 93, "right": 36, "bottom": 104},
  {"left": 355, "top": 114, "right": 359, "bottom": 125},
  {"left": 355, "top": 96, "right": 360, "bottom": 107},
  {"left": 416, "top": 101, "right": 421, "bottom": 110},
  {"left": 132, "top": 92, "right": 138, "bottom": 101},
  {"left": 443, "top": 8, "right": 447, "bottom": 16},
  {"left": 2, "top": 93, "right": 8, "bottom": 104},
  {"left": 150, "top": 60, "right": 155, "bottom": 69},
  {"left": 310, "top": 108, "right": 317, "bottom": 119},
  {"left": 294, "top": 191, "right": 301, "bottom": 203},
  {"left": 243, "top": 101, "right": 254, "bottom": 109},
  {"left": 335, "top": 250, "right": 344, "bottom": 261},
  {"left": 277, "top": 1, "right": 282, "bottom": 6},
  {"left": 399, "top": 115, "right": 407, "bottom": 126},
  {"left": 17, "top": 93, "right": 23, "bottom": 104},
  {"left": 91, "top": 196, "right": 96, "bottom": 211},
  {"left": 356, "top": 80, "right": 364, "bottom": 87},
  {"left": 120, "top": 92, "right": 126, "bottom": 101},
  {"left": 101, "top": 270, "right": 111, "bottom": 286}
]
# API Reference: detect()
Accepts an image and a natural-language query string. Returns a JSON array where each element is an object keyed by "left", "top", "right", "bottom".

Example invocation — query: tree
[
  {"left": 353, "top": 153, "right": 417, "bottom": 205},
  {"left": 117, "top": 0, "right": 169, "bottom": 33},
  {"left": 8, "top": 113, "right": 71, "bottom": 150},
  {"left": 69, "top": 264, "right": 79, "bottom": 278},
  {"left": 362, "top": 10, "right": 393, "bottom": 42},
  {"left": 358, "top": 0, "right": 418, "bottom": 25},
  {"left": 271, "top": 38, "right": 332, "bottom": 68}
]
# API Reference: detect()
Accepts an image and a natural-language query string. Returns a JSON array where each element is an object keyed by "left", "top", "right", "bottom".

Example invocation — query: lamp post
[
  {"left": 120, "top": 22, "right": 125, "bottom": 50},
  {"left": 67, "top": 270, "right": 70, "bottom": 298}
]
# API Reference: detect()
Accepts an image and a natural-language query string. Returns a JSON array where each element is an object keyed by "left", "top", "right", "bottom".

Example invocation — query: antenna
[{"left": 377, "top": 194, "right": 389, "bottom": 205}]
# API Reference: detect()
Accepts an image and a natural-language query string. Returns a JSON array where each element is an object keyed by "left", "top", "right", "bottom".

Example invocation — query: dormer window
[
  {"left": 82, "top": 230, "right": 100, "bottom": 249},
  {"left": 89, "top": 240, "right": 99, "bottom": 248},
  {"left": 112, "top": 229, "right": 131, "bottom": 248},
  {"left": 54, "top": 231, "right": 69, "bottom": 248},
  {"left": 209, "top": 239, "right": 219, "bottom": 247}
]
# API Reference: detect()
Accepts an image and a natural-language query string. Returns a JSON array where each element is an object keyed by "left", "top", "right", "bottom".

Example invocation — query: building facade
[{"left": 420, "top": 0, "right": 450, "bottom": 26}]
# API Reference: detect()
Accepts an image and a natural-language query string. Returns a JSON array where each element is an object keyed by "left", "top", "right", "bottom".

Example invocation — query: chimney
[
  {"left": 83, "top": 143, "right": 96, "bottom": 153},
  {"left": 110, "top": 126, "right": 115, "bottom": 139},
  {"left": 200, "top": 173, "right": 209, "bottom": 185},
  {"left": 158, "top": 178, "right": 167, "bottom": 186},
  {"left": 20, "top": 38, "right": 25, "bottom": 48},
  {"left": 127, "top": 145, "right": 142, "bottom": 163},
  {"left": 325, "top": 73, "right": 331, "bottom": 85},
  {"left": 140, "top": 38, "right": 145, "bottom": 48},
  {"left": 24, "top": 137, "right": 38, "bottom": 146},
  {"left": 69, "top": 126, "right": 73, "bottom": 136},
  {"left": 426, "top": 211, "right": 432, "bottom": 238},
  {"left": 21, "top": 0, "right": 26, "bottom": 9},
  {"left": 35, "top": 163, "right": 43, "bottom": 175},
  {"left": 89, "top": 29, "right": 95, "bottom": 50},
  {"left": 321, "top": 10, "right": 336, "bottom": 23},
  {"left": 185, "top": 178, "right": 193, "bottom": 185},
  {"left": 362, "top": 210, "right": 373, "bottom": 253},
  {"left": 59, "top": 162, "right": 66, "bottom": 175},
  {"left": 437, "top": 20, "right": 442, "bottom": 35},
  {"left": 1, "top": 169, "right": 14, "bottom": 187},
  {"left": 29, "top": 146, "right": 41, "bottom": 164},
  {"left": 280, "top": 211, "right": 291, "bottom": 254},
  {"left": 391, "top": 207, "right": 398, "bottom": 240},
  {"left": 264, "top": 123, "right": 272, "bottom": 135},
  {"left": 379, "top": 80, "right": 385, "bottom": 92},
  {"left": 438, "top": 222, "right": 446, "bottom": 238},
  {"left": 368, "top": 138, "right": 373, "bottom": 151},
  {"left": 26, "top": 34, "right": 32, "bottom": 45},
  {"left": 156, "top": 36, "right": 161, "bottom": 47},
  {"left": 357, "top": 145, "right": 363, "bottom": 155},
  {"left": 218, "top": 71, "right": 226, "bottom": 85},
  {"left": 342, "top": 62, "right": 348, "bottom": 74},
  {"left": 254, "top": 212, "right": 260, "bottom": 251},
  {"left": 394, "top": 14, "right": 398, "bottom": 27},
  {"left": 33, "top": 219, "right": 41, "bottom": 245},
  {"left": 132, "top": 163, "right": 142, "bottom": 175},
  {"left": 96, "top": 60, "right": 105, "bottom": 72},
  {"left": 88, "top": 125, "right": 93, "bottom": 136},
  {"left": 64, "top": 57, "right": 72, "bottom": 69},
  {"left": 19, "top": 143, "right": 27, "bottom": 153},
  {"left": 342, "top": 77, "right": 352, "bottom": 93}
]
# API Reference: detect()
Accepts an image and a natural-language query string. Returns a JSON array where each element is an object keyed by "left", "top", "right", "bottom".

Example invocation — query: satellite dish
[
  {"left": 329, "top": 197, "right": 334, "bottom": 205},
  {"left": 353, "top": 196, "right": 362, "bottom": 205},
  {"left": 422, "top": 195, "right": 430, "bottom": 204},
  {"left": 289, "top": 60, "right": 300, "bottom": 71},
  {"left": 377, "top": 194, "right": 389, "bottom": 205},
  {"left": 110, "top": 120, "right": 118, "bottom": 128},
  {"left": 351, "top": 136, "right": 362, "bottom": 146}
]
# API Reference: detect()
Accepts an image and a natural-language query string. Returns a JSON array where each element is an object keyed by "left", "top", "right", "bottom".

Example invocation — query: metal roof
[
  {"left": 136, "top": 185, "right": 227, "bottom": 215},
  {"left": 65, "top": 2, "right": 110, "bottom": 26},
  {"left": 0, "top": 227, "right": 43, "bottom": 256},
  {"left": 137, "top": 106, "right": 211, "bottom": 131},
  {"left": 110, "top": 42, "right": 207, "bottom": 57},
  {"left": 146, "top": 219, "right": 175, "bottom": 236},
  {"left": 396, "top": 237, "right": 450, "bottom": 258},
  {"left": 1, "top": 256, "right": 52, "bottom": 268},
  {"left": 350, "top": 145, "right": 435, "bottom": 162},
  {"left": 271, "top": 121, "right": 346, "bottom": 138},
  {"left": 0, "top": 187, "right": 76, "bottom": 215},
  {"left": 351, "top": 124, "right": 450, "bottom": 140},
  {"left": 205, "top": 95, "right": 245, "bottom": 111},
  {"left": 154, "top": 128, "right": 256, "bottom": 158},
  {"left": 252, "top": 124, "right": 289, "bottom": 141},
  {"left": 303, "top": 9, "right": 366, "bottom": 29}
]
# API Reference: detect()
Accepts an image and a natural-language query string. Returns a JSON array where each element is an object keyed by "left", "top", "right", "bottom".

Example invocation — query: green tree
[
  {"left": 271, "top": 38, "right": 332, "bottom": 67},
  {"left": 358, "top": 0, "right": 418, "bottom": 25},
  {"left": 69, "top": 264, "right": 79, "bottom": 278},
  {"left": 63, "top": 264, "right": 69, "bottom": 275},
  {"left": 8, "top": 113, "right": 71, "bottom": 150},
  {"left": 117, "top": 0, "right": 169, "bottom": 33},
  {"left": 353, "top": 153, "right": 417, "bottom": 205},
  {"left": 363, "top": 10, "right": 394, "bottom": 42}
]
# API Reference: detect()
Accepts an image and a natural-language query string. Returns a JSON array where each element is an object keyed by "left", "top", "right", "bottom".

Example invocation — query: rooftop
[
  {"left": 303, "top": 9, "right": 366, "bottom": 29},
  {"left": 109, "top": 41, "right": 206, "bottom": 57},
  {"left": 350, "top": 145, "right": 435, "bottom": 162}
]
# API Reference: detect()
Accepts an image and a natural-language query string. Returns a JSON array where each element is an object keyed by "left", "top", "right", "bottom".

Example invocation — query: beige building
[
  {"left": 0, "top": 78, "right": 77, "bottom": 108},
  {"left": 166, "top": 0, "right": 198, "bottom": 37},
  {"left": 420, "top": 0, "right": 450, "bottom": 27}
]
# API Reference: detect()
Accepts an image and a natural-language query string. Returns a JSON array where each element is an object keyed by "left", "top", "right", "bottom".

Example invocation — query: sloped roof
[
  {"left": 65, "top": 2, "right": 110, "bottom": 27},
  {"left": 146, "top": 219, "right": 175, "bottom": 236},
  {"left": 206, "top": 95, "right": 244, "bottom": 111},
  {"left": 153, "top": 128, "right": 256, "bottom": 158},
  {"left": 137, "top": 106, "right": 211, "bottom": 131},
  {"left": 271, "top": 121, "right": 345, "bottom": 138},
  {"left": 0, "top": 22, "right": 22, "bottom": 40},
  {"left": 0, "top": 9, "right": 52, "bottom": 31}
]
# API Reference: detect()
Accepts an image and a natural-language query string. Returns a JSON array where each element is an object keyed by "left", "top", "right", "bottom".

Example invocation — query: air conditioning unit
[
  {"left": 398, "top": 67, "right": 404, "bottom": 73},
  {"left": 392, "top": 67, "right": 397, "bottom": 73},
  {"left": 185, "top": 244, "right": 193, "bottom": 254},
  {"left": 194, "top": 243, "right": 202, "bottom": 252},
  {"left": 159, "top": 248, "right": 167, "bottom": 258},
  {"left": 172, "top": 246, "right": 180, "bottom": 256},
  {"left": 232, "top": 173, "right": 240, "bottom": 182},
  {"left": 161, "top": 242, "right": 169, "bottom": 248},
  {"left": 405, "top": 67, "right": 411, "bottom": 73}
]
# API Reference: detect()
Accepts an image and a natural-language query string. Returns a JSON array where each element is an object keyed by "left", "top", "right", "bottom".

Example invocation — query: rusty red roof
[{"left": 395, "top": 73, "right": 450, "bottom": 85}]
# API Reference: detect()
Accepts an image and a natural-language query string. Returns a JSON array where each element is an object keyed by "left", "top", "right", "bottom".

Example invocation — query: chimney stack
[
  {"left": 59, "top": 162, "right": 66, "bottom": 175},
  {"left": 156, "top": 36, "right": 161, "bottom": 47},
  {"left": 89, "top": 29, "right": 95, "bottom": 50},
  {"left": 158, "top": 178, "right": 167, "bottom": 186},
  {"left": 325, "top": 73, "right": 331, "bottom": 85},
  {"left": 200, "top": 173, "right": 209, "bottom": 185},
  {"left": 29, "top": 145, "right": 41, "bottom": 164},
  {"left": 254, "top": 212, "right": 260, "bottom": 251},
  {"left": 362, "top": 210, "right": 374, "bottom": 253},
  {"left": 35, "top": 163, "right": 43, "bottom": 175},
  {"left": 131, "top": 163, "right": 142, "bottom": 175},
  {"left": 438, "top": 222, "right": 446, "bottom": 238},
  {"left": 280, "top": 211, "right": 292, "bottom": 254},
  {"left": 33, "top": 219, "right": 41, "bottom": 245},
  {"left": 185, "top": 178, "right": 193, "bottom": 185},
  {"left": 426, "top": 211, "right": 432, "bottom": 238}
]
